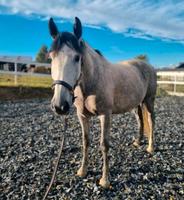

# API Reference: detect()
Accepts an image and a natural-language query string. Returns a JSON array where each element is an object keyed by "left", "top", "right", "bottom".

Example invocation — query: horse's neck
[{"left": 81, "top": 45, "right": 107, "bottom": 94}]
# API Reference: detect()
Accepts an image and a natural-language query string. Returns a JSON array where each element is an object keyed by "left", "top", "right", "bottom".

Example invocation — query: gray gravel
[{"left": 0, "top": 97, "right": 183, "bottom": 200}]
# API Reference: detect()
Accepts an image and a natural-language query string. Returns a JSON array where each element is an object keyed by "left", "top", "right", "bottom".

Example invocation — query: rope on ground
[{"left": 42, "top": 116, "right": 68, "bottom": 200}]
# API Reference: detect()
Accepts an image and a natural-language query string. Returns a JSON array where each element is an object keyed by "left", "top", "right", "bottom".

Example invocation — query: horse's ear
[
  {"left": 73, "top": 17, "right": 82, "bottom": 39},
  {"left": 49, "top": 18, "right": 59, "bottom": 39}
]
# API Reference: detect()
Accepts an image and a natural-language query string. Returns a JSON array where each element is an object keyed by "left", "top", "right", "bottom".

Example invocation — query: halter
[
  {"left": 51, "top": 73, "right": 82, "bottom": 102},
  {"left": 51, "top": 40, "right": 83, "bottom": 102},
  {"left": 52, "top": 80, "right": 74, "bottom": 94}
]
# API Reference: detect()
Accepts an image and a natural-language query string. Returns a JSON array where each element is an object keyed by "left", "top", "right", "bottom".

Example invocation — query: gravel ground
[{"left": 0, "top": 96, "right": 183, "bottom": 200}]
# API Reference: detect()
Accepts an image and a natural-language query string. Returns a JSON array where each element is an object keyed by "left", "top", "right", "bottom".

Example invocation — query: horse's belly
[
  {"left": 112, "top": 90, "right": 145, "bottom": 114},
  {"left": 112, "top": 102, "right": 138, "bottom": 114}
]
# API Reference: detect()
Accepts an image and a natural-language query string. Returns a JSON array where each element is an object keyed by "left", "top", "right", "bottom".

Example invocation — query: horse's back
[
  {"left": 128, "top": 59, "right": 157, "bottom": 97},
  {"left": 110, "top": 59, "right": 156, "bottom": 113},
  {"left": 119, "top": 59, "right": 156, "bottom": 92}
]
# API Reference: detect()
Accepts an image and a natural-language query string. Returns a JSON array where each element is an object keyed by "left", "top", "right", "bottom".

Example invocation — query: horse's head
[{"left": 49, "top": 17, "right": 83, "bottom": 115}]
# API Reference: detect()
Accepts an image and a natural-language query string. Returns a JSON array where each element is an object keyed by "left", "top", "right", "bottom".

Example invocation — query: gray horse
[{"left": 49, "top": 17, "right": 157, "bottom": 188}]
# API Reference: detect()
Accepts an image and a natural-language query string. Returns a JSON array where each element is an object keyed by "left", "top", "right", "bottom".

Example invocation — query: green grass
[
  {"left": 157, "top": 75, "right": 184, "bottom": 81},
  {"left": 158, "top": 84, "right": 184, "bottom": 93},
  {"left": 0, "top": 73, "right": 52, "bottom": 88},
  {"left": 0, "top": 73, "right": 183, "bottom": 100},
  {"left": 156, "top": 87, "right": 168, "bottom": 97}
]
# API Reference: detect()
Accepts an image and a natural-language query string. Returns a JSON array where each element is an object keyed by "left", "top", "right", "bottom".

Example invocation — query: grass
[
  {"left": 0, "top": 73, "right": 184, "bottom": 100},
  {"left": 157, "top": 75, "right": 184, "bottom": 82},
  {"left": 158, "top": 84, "right": 184, "bottom": 93},
  {"left": 156, "top": 87, "right": 168, "bottom": 97},
  {"left": 0, "top": 73, "right": 52, "bottom": 88},
  {"left": 0, "top": 73, "right": 52, "bottom": 101}
]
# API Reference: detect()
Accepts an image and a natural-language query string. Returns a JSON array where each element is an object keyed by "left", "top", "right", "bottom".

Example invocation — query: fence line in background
[
  {"left": 1, "top": 70, "right": 184, "bottom": 96},
  {"left": 0, "top": 70, "right": 50, "bottom": 77},
  {"left": 157, "top": 71, "right": 184, "bottom": 96},
  {"left": 0, "top": 70, "right": 50, "bottom": 85}
]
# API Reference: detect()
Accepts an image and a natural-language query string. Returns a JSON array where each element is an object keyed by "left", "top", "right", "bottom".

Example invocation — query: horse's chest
[
  {"left": 74, "top": 86, "right": 99, "bottom": 115},
  {"left": 84, "top": 95, "right": 97, "bottom": 114}
]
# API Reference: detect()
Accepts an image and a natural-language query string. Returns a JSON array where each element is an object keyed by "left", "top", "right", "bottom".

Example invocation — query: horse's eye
[{"left": 74, "top": 55, "right": 80, "bottom": 62}]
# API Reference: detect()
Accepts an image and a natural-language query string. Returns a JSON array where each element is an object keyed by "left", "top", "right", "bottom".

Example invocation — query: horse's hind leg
[
  {"left": 77, "top": 113, "right": 90, "bottom": 177},
  {"left": 142, "top": 99, "right": 155, "bottom": 154},
  {"left": 133, "top": 105, "right": 144, "bottom": 147}
]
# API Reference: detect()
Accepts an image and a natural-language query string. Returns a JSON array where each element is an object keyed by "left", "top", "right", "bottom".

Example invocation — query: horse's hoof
[
  {"left": 99, "top": 178, "right": 110, "bottom": 189},
  {"left": 76, "top": 167, "right": 87, "bottom": 177},
  {"left": 146, "top": 147, "right": 154, "bottom": 154},
  {"left": 133, "top": 140, "right": 140, "bottom": 148}
]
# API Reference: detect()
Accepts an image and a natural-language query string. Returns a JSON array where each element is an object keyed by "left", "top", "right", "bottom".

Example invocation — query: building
[{"left": 0, "top": 55, "right": 51, "bottom": 73}]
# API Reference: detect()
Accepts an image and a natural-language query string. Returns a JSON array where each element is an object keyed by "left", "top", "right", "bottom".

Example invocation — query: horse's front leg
[
  {"left": 77, "top": 113, "right": 90, "bottom": 177},
  {"left": 99, "top": 113, "right": 111, "bottom": 188}
]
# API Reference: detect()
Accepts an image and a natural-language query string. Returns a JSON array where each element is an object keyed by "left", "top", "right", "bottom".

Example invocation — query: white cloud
[
  {"left": 124, "top": 28, "right": 154, "bottom": 40},
  {"left": 84, "top": 24, "right": 104, "bottom": 30},
  {"left": 1, "top": 0, "right": 184, "bottom": 43}
]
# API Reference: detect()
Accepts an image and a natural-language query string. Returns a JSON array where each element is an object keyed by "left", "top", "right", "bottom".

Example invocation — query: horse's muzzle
[{"left": 51, "top": 101, "right": 70, "bottom": 115}]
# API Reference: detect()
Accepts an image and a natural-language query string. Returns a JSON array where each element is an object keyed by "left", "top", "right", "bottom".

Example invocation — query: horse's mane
[
  {"left": 50, "top": 31, "right": 104, "bottom": 62},
  {"left": 50, "top": 32, "right": 83, "bottom": 53},
  {"left": 94, "top": 49, "right": 103, "bottom": 57}
]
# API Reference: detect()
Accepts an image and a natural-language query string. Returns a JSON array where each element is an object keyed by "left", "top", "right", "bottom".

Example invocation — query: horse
[{"left": 48, "top": 17, "right": 157, "bottom": 188}]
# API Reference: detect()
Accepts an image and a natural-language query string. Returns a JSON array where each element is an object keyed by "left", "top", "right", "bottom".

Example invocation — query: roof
[{"left": 0, "top": 55, "right": 50, "bottom": 67}]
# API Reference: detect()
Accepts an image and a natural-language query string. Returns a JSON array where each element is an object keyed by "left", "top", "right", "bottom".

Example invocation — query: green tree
[
  {"left": 135, "top": 54, "right": 149, "bottom": 63},
  {"left": 36, "top": 45, "right": 50, "bottom": 63}
]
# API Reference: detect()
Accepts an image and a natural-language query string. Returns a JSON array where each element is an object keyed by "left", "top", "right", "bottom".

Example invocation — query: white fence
[
  {"left": 0, "top": 70, "right": 50, "bottom": 77},
  {"left": 1, "top": 70, "right": 184, "bottom": 96},
  {"left": 157, "top": 71, "right": 184, "bottom": 96},
  {"left": 0, "top": 70, "right": 51, "bottom": 87}
]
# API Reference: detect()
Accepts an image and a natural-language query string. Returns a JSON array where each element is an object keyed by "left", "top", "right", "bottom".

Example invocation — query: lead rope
[{"left": 42, "top": 116, "right": 68, "bottom": 200}]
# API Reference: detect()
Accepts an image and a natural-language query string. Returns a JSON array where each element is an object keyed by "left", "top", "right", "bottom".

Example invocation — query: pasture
[
  {"left": 0, "top": 72, "right": 52, "bottom": 100},
  {"left": 0, "top": 72, "right": 51, "bottom": 88},
  {"left": 0, "top": 96, "right": 183, "bottom": 199}
]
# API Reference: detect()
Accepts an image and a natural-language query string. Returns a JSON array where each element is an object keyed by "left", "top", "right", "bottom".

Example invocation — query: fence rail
[
  {"left": 0, "top": 70, "right": 51, "bottom": 88},
  {"left": 0, "top": 70, "right": 50, "bottom": 77},
  {"left": 157, "top": 71, "right": 184, "bottom": 96},
  {"left": 0, "top": 70, "right": 184, "bottom": 95}
]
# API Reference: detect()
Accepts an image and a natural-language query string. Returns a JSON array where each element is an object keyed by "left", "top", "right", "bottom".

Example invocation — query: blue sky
[{"left": 0, "top": 0, "right": 184, "bottom": 68}]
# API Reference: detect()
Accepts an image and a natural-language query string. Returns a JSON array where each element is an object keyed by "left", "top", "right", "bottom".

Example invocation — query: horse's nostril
[
  {"left": 55, "top": 105, "right": 62, "bottom": 114},
  {"left": 61, "top": 101, "right": 70, "bottom": 112},
  {"left": 52, "top": 101, "right": 70, "bottom": 114}
]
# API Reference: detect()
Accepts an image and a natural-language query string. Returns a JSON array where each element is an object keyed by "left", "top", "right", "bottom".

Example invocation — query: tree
[
  {"left": 36, "top": 45, "right": 50, "bottom": 63},
  {"left": 135, "top": 54, "right": 149, "bottom": 63}
]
